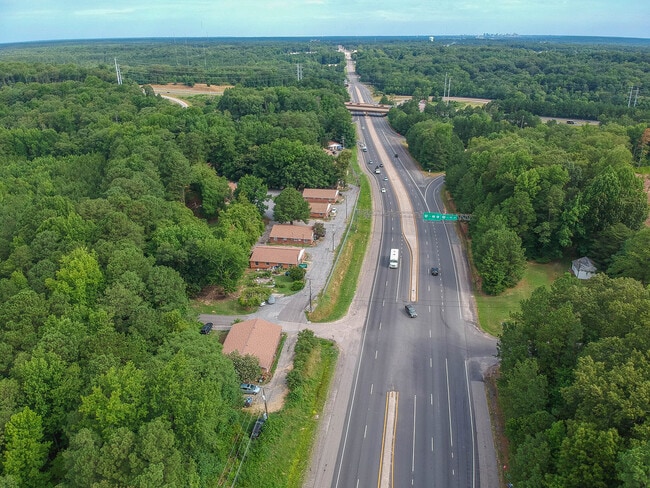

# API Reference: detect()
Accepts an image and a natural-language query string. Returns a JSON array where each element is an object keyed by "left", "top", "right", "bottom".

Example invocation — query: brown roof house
[
  {"left": 308, "top": 201, "right": 332, "bottom": 219},
  {"left": 222, "top": 318, "right": 282, "bottom": 373},
  {"left": 268, "top": 224, "right": 314, "bottom": 245},
  {"left": 249, "top": 245, "right": 305, "bottom": 270},
  {"left": 302, "top": 188, "right": 339, "bottom": 203}
]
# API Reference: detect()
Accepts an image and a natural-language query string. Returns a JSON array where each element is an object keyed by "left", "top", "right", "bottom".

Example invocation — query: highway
[{"left": 331, "top": 53, "right": 498, "bottom": 488}]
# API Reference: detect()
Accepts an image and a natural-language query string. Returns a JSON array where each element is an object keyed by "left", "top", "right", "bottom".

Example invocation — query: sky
[{"left": 0, "top": 0, "right": 648, "bottom": 44}]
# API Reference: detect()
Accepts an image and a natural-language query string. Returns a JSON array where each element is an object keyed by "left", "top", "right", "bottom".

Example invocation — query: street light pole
[
  {"left": 309, "top": 279, "right": 312, "bottom": 312},
  {"left": 332, "top": 230, "right": 336, "bottom": 252}
]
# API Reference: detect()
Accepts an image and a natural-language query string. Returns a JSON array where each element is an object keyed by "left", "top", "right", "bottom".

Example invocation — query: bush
[
  {"left": 286, "top": 266, "right": 306, "bottom": 281},
  {"left": 238, "top": 285, "right": 271, "bottom": 307},
  {"left": 290, "top": 280, "right": 305, "bottom": 291}
]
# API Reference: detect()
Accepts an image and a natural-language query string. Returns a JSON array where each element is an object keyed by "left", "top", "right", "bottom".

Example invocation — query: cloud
[{"left": 74, "top": 8, "right": 137, "bottom": 16}]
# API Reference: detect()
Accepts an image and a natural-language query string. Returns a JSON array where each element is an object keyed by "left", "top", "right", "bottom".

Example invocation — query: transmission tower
[
  {"left": 628, "top": 86, "right": 640, "bottom": 108},
  {"left": 443, "top": 73, "right": 451, "bottom": 104},
  {"left": 296, "top": 63, "right": 303, "bottom": 81},
  {"left": 114, "top": 58, "right": 123, "bottom": 85}
]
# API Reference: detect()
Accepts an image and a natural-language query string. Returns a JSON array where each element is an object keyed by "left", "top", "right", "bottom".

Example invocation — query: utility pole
[
  {"left": 308, "top": 279, "right": 312, "bottom": 312},
  {"left": 261, "top": 388, "right": 269, "bottom": 420}
]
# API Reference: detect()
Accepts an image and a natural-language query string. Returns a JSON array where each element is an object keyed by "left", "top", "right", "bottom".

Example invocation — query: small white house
[{"left": 572, "top": 257, "right": 597, "bottom": 280}]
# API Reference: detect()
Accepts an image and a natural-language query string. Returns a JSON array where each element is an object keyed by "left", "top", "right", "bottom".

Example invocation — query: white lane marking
[
  {"left": 446, "top": 358, "right": 453, "bottom": 448},
  {"left": 412, "top": 395, "right": 417, "bottom": 472}
]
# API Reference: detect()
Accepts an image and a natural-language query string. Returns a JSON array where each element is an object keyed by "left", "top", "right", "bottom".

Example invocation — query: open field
[
  {"left": 476, "top": 260, "right": 572, "bottom": 337},
  {"left": 149, "top": 83, "right": 233, "bottom": 96}
]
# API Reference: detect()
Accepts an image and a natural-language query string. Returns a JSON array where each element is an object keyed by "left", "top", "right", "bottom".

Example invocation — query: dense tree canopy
[
  {"left": 498, "top": 273, "right": 650, "bottom": 487},
  {"left": 0, "top": 53, "right": 354, "bottom": 485}
]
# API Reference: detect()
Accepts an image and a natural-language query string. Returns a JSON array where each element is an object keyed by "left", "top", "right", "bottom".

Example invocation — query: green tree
[
  {"left": 617, "top": 441, "right": 650, "bottom": 488},
  {"left": 2, "top": 407, "right": 50, "bottom": 488},
  {"left": 273, "top": 187, "right": 310, "bottom": 224},
  {"left": 608, "top": 227, "right": 650, "bottom": 285},
  {"left": 556, "top": 421, "right": 621, "bottom": 488},
  {"left": 227, "top": 351, "right": 261, "bottom": 383},
  {"left": 472, "top": 225, "right": 526, "bottom": 294},
  {"left": 214, "top": 199, "right": 265, "bottom": 247},
  {"left": 45, "top": 247, "right": 104, "bottom": 307},
  {"left": 79, "top": 361, "right": 148, "bottom": 437},
  {"left": 313, "top": 222, "right": 326, "bottom": 239},
  {"left": 234, "top": 174, "right": 269, "bottom": 216}
]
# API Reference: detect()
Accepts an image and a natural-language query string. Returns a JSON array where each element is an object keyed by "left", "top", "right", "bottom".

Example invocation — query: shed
[
  {"left": 249, "top": 245, "right": 305, "bottom": 270},
  {"left": 572, "top": 257, "right": 597, "bottom": 280},
  {"left": 222, "top": 318, "right": 282, "bottom": 373},
  {"left": 268, "top": 224, "right": 314, "bottom": 245}
]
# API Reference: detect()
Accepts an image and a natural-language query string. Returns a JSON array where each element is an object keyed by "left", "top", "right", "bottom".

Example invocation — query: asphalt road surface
[{"left": 327, "top": 52, "right": 499, "bottom": 488}]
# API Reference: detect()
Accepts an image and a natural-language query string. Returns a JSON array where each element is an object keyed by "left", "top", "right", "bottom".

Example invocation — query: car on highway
[
  {"left": 381, "top": 187, "right": 386, "bottom": 193},
  {"left": 405, "top": 304, "right": 417, "bottom": 318},
  {"left": 240, "top": 383, "right": 261, "bottom": 394},
  {"left": 379, "top": 163, "right": 383, "bottom": 167},
  {"left": 430, "top": 267, "right": 439, "bottom": 276},
  {"left": 375, "top": 168, "right": 381, "bottom": 174},
  {"left": 383, "top": 176, "right": 388, "bottom": 181},
  {"left": 368, "top": 160, "right": 373, "bottom": 165},
  {"left": 200, "top": 323, "right": 213, "bottom": 334}
]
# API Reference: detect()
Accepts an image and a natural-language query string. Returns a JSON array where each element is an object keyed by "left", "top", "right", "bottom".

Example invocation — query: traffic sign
[{"left": 423, "top": 212, "right": 459, "bottom": 221}]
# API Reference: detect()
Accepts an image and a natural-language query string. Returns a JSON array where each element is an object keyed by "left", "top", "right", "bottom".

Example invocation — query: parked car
[
  {"left": 243, "top": 396, "right": 253, "bottom": 408},
  {"left": 405, "top": 304, "right": 417, "bottom": 318},
  {"left": 240, "top": 383, "right": 261, "bottom": 394},
  {"left": 200, "top": 323, "right": 213, "bottom": 334},
  {"left": 251, "top": 415, "right": 267, "bottom": 439},
  {"left": 430, "top": 267, "right": 439, "bottom": 276}
]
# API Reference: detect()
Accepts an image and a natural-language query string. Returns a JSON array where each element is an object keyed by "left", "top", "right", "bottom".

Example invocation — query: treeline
[
  {"left": 387, "top": 97, "right": 649, "bottom": 294},
  {"left": 446, "top": 122, "right": 648, "bottom": 293},
  {"left": 0, "top": 63, "right": 354, "bottom": 485},
  {"left": 351, "top": 40, "right": 650, "bottom": 122},
  {"left": 498, "top": 273, "right": 650, "bottom": 487},
  {"left": 0, "top": 39, "right": 346, "bottom": 88}
]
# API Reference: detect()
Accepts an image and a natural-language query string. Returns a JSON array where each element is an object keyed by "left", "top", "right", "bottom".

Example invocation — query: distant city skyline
[{"left": 0, "top": 0, "right": 648, "bottom": 44}]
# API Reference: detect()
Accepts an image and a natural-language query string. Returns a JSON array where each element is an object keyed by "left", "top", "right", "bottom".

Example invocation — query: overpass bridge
[{"left": 344, "top": 102, "right": 391, "bottom": 117}]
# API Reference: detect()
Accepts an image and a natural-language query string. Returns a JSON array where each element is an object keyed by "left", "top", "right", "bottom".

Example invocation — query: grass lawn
[{"left": 476, "top": 260, "right": 571, "bottom": 337}]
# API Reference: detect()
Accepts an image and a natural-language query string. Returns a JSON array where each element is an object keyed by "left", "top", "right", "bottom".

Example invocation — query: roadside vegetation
[
  {"left": 234, "top": 330, "right": 337, "bottom": 488},
  {"left": 308, "top": 165, "right": 372, "bottom": 322}
]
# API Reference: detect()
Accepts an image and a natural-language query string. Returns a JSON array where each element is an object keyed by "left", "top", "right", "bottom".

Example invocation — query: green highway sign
[{"left": 423, "top": 212, "right": 459, "bottom": 221}]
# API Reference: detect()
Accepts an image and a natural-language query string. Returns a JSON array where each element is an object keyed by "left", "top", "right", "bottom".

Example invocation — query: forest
[
  {"left": 350, "top": 38, "right": 650, "bottom": 123},
  {"left": 0, "top": 50, "right": 355, "bottom": 486}
]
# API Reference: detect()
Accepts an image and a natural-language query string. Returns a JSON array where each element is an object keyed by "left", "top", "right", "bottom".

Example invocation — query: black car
[
  {"left": 200, "top": 323, "right": 213, "bottom": 334},
  {"left": 405, "top": 304, "right": 417, "bottom": 318},
  {"left": 430, "top": 267, "right": 439, "bottom": 276},
  {"left": 251, "top": 415, "right": 267, "bottom": 439}
]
